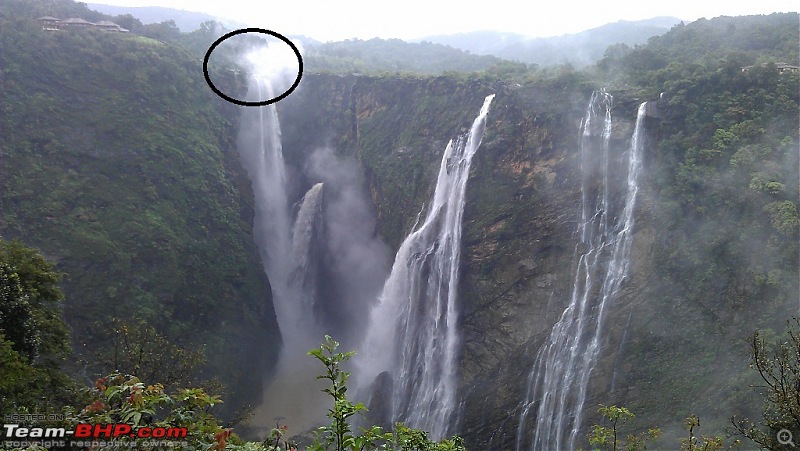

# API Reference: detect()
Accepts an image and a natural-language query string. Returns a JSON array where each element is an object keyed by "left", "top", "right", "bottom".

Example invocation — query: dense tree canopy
[{"left": 0, "top": 238, "right": 75, "bottom": 412}]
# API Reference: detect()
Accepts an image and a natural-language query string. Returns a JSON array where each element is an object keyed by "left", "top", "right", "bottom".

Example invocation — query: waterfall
[
  {"left": 238, "top": 76, "right": 329, "bottom": 431},
  {"left": 292, "top": 182, "right": 325, "bottom": 323},
  {"left": 357, "top": 94, "right": 495, "bottom": 439},
  {"left": 515, "top": 94, "right": 647, "bottom": 450},
  {"left": 238, "top": 76, "right": 326, "bottom": 351},
  {"left": 237, "top": 77, "right": 298, "bottom": 336}
]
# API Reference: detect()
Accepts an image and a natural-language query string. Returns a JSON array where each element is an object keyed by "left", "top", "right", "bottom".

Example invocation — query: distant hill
[
  {"left": 87, "top": 3, "right": 223, "bottom": 31},
  {"left": 421, "top": 16, "right": 682, "bottom": 67}
]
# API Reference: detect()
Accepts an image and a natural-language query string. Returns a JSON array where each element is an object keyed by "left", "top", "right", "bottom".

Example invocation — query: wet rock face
[
  {"left": 457, "top": 93, "right": 639, "bottom": 449},
  {"left": 279, "top": 76, "right": 651, "bottom": 447},
  {"left": 365, "top": 371, "right": 395, "bottom": 431},
  {"left": 455, "top": 102, "right": 579, "bottom": 442}
]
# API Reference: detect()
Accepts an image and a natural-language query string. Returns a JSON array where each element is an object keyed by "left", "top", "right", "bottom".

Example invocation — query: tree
[
  {"left": 112, "top": 13, "right": 143, "bottom": 33},
  {"left": 587, "top": 405, "right": 661, "bottom": 451},
  {"left": 731, "top": 318, "right": 800, "bottom": 449},
  {"left": 0, "top": 238, "right": 76, "bottom": 411},
  {"left": 0, "top": 238, "right": 69, "bottom": 361},
  {"left": 307, "top": 335, "right": 467, "bottom": 451},
  {"left": 0, "top": 262, "right": 37, "bottom": 360},
  {"left": 679, "top": 415, "right": 730, "bottom": 451},
  {"left": 141, "top": 20, "right": 181, "bottom": 42},
  {"left": 87, "top": 318, "right": 205, "bottom": 389},
  {"left": 307, "top": 335, "right": 389, "bottom": 451}
]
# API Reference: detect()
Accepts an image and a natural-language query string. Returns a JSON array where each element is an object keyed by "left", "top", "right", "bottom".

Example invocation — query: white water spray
[
  {"left": 356, "top": 94, "right": 495, "bottom": 439},
  {"left": 292, "top": 182, "right": 325, "bottom": 322},
  {"left": 515, "top": 95, "right": 647, "bottom": 450},
  {"left": 237, "top": 77, "right": 298, "bottom": 336},
  {"left": 237, "top": 45, "right": 329, "bottom": 428}
]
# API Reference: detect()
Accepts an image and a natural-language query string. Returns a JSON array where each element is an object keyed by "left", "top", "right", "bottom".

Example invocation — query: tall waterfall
[
  {"left": 237, "top": 78, "right": 297, "bottom": 335},
  {"left": 238, "top": 76, "right": 329, "bottom": 431},
  {"left": 238, "top": 77, "right": 323, "bottom": 351},
  {"left": 515, "top": 94, "right": 647, "bottom": 450},
  {"left": 357, "top": 94, "right": 495, "bottom": 439}
]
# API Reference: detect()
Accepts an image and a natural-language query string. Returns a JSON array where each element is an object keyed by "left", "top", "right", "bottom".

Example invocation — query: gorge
[{"left": 0, "top": 4, "right": 797, "bottom": 449}]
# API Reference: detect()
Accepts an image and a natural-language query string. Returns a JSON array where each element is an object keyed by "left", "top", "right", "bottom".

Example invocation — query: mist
[{"left": 304, "top": 146, "right": 392, "bottom": 349}]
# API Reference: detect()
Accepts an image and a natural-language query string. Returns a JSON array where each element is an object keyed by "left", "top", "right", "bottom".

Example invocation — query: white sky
[{"left": 92, "top": 0, "right": 799, "bottom": 42}]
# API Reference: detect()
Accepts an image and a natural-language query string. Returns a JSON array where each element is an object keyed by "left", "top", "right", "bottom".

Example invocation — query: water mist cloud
[
  {"left": 239, "top": 38, "right": 303, "bottom": 103},
  {"left": 304, "top": 147, "right": 391, "bottom": 347},
  {"left": 243, "top": 40, "right": 302, "bottom": 79}
]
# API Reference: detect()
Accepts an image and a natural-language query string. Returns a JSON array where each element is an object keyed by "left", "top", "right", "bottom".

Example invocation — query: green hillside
[
  {"left": 303, "top": 38, "right": 505, "bottom": 74},
  {"left": 0, "top": 0, "right": 280, "bottom": 414}
]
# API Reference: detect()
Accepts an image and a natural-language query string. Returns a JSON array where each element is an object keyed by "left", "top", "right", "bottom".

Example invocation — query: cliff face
[
  {"left": 278, "top": 73, "right": 797, "bottom": 448},
  {"left": 277, "top": 74, "right": 643, "bottom": 445}
]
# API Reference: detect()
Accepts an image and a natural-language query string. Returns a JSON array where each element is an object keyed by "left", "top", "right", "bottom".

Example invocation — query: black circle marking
[{"left": 203, "top": 28, "right": 303, "bottom": 107}]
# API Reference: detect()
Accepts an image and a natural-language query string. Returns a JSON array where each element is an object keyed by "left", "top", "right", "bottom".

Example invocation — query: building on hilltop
[
  {"left": 37, "top": 16, "right": 60, "bottom": 30},
  {"left": 774, "top": 62, "right": 800, "bottom": 73},
  {"left": 36, "top": 16, "right": 129, "bottom": 33},
  {"left": 94, "top": 20, "right": 129, "bottom": 32},
  {"left": 741, "top": 61, "right": 800, "bottom": 74},
  {"left": 60, "top": 18, "right": 94, "bottom": 29}
]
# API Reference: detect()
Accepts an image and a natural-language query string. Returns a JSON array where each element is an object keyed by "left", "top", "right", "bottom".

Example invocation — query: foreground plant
[
  {"left": 731, "top": 318, "right": 800, "bottom": 449},
  {"left": 587, "top": 404, "right": 660, "bottom": 451},
  {"left": 307, "top": 335, "right": 467, "bottom": 451}
]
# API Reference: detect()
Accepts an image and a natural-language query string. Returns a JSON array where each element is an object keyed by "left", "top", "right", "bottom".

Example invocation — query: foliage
[
  {"left": 586, "top": 408, "right": 744, "bottom": 451},
  {"left": 0, "top": 238, "right": 78, "bottom": 412},
  {"left": 305, "top": 38, "right": 503, "bottom": 75},
  {"left": 678, "top": 415, "right": 735, "bottom": 451},
  {"left": 392, "top": 424, "right": 466, "bottom": 451},
  {"left": 139, "top": 19, "right": 182, "bottom": 42},
  {"left": 596, "top": 13, "right": 799, "bottom": 87},
  {"left": 264, "top": 418, "right": 297, "bottom": 451},
  {"left": 0, "top": 0, "right": 109, "bottom": 22},
  {"left": 1, "top": 1, "right": 798, "bottom": 445},
  {"left": 731, "top": 319, "right": 800, "bottom": 449},
  {"left": 87, "top": 318, "right": 205, "bottom": 389},
  {"left": 587, "top": 405, "right": 661, "bottom": 451},
  {"left": 307, "top": 335, "right": 371, "bottom": 450},
  {"left": 0, "top": 262, "right": 38, "bottom": 361},
  {"left": 307, "top": 335, "right": 467, "bottom": 451},
  {"left": 71, "top": 372, "right": 237, "bottom": 450},
  {"left": 0, "top": 239, "right": 68, "bottom": 361},
  {"left": 0, "top": 0, "right": 280, "bottom": 413},
  {"left": 650, "top": 49, "right": 798, "bottom": 318},
  {"left": 1, "top": 332, "right": 468, "bottom": 450},
  {"left": 606, "top": 13, "right": 800, "bottom": 436}
]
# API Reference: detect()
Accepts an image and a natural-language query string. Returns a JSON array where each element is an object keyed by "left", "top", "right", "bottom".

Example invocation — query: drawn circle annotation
[{"left": 203, "top": 28, "right": 303, "bottom": 107}]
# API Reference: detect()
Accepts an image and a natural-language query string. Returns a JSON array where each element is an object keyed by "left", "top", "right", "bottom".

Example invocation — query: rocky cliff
[{"left": 277, "top": 73, "right": 797, "bottom": 447}]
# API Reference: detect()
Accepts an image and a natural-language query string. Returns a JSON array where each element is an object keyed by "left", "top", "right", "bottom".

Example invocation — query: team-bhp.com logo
[{"left": 3, "top": 423, "right": 187, "bottom": 447}]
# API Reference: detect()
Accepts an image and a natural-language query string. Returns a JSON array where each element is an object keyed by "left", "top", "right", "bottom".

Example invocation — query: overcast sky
[{"left": 91, "top": 0, "right": 799, "bottom": 41}]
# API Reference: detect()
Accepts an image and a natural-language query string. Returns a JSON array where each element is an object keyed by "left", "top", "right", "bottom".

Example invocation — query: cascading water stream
[
  {"left": 238, "top": 77, "right": 325, "bottom": 350},
  {"left": 238, "top": 76, "right": 329, "bottom": 431},
  {"left": 356, "top": 94, "right": 495, "bottom": 439},
  {"left": 237, "top": 77, "right": 297, "bottom": 334},
  {"left": 292, "top": 182, "right": 325, "bottom": 323},
  {"left": 515, "top": 94, "right": 647, "bottom": 450}
]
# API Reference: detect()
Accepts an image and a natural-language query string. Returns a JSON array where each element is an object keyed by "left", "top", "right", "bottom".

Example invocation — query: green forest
[{"left": 0, "top": 0, "right": 798, "bottom": 449}]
